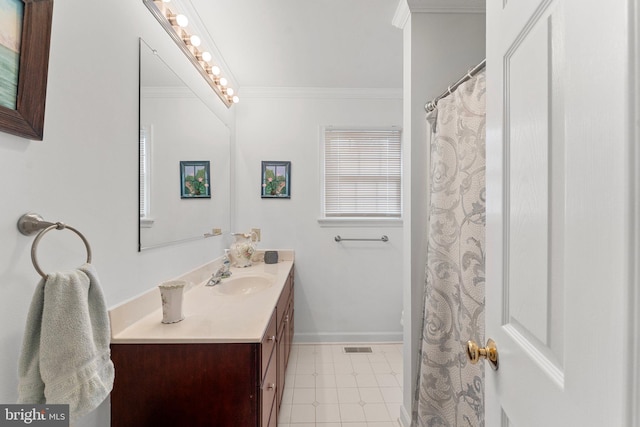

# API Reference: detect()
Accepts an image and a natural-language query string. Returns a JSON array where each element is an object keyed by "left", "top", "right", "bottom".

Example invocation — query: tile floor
[{"left": 278, "top": 343, "right": 403, "bottom": 427}]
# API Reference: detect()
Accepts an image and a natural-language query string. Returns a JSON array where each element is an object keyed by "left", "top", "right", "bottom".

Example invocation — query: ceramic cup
[{"left": 159, "top": 280, "right": 187, "bottom": 324}]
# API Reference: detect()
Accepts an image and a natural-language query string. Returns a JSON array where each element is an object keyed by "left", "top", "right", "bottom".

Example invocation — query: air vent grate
[{"left": 343, "top": 346, "right": 373, "bottom": 354}]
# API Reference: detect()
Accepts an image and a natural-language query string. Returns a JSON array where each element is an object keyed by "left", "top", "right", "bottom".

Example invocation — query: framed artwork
[
  {"left": 261, "top": 161, "right": 291, "bottom": 198},
  {"left": 180, "top": 161, "right": 211, "bottom": 198},
  {"left": 0, "top": 0, "right": 53, "bottom": 140}
]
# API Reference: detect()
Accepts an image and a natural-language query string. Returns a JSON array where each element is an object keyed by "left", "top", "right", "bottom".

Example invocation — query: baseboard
[
  {"left": 399, "top": 405, "right": 412, "bottom": 427},
  {"left": 293, "top": 331, "right": 403, "bottom": 343}
]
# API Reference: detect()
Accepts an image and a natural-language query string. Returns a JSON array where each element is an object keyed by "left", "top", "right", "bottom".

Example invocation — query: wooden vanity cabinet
[
  {"left": 276, "top": 270, "right": 294, "bottom": 409},
  {"left": 110, "top": 269, "right": 294, "bottom": 427}
]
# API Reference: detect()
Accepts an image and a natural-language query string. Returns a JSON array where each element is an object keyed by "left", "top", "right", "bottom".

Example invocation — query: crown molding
[
  {"left": 407, "top": 0, "right": 485, "bottom": 14},
  {"left": 239, "top": 87, "right": 403, "bottom": 100}
]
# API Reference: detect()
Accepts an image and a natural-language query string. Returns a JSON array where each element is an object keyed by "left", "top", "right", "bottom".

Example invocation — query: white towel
[{"left": 17, "top": 263, "right": 115, "bottom": 422}]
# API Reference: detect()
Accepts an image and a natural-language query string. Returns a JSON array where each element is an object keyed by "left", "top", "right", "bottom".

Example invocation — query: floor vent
[{"left": 343, "top": 346, "right": 373, "bottom": 354}]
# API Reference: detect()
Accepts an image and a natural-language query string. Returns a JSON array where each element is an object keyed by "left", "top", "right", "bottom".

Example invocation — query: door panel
[
  {"left": 486, "top": 0, "right": 633, "bottom": 425},
  {"left": 504, "top": 0, "right": 565, "bottom": 372}
]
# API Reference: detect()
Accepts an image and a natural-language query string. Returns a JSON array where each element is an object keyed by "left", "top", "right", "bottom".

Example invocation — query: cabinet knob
[
  {"left": 268, "top": 335, "right": 276, "bottom": 342},
  {"left": 266, "top": 383, "right": 275, "bottom": 391},
  {"left": 284, "top": 315, "right": 289, "bottom": 322}
]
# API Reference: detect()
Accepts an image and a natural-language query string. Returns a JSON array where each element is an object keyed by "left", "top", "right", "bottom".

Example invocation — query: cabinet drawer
[
  {"left": 261, "top": 309, "right": 277, "bottom": 380},
  {"left": 261, "top": 356, "right": 277, "bottom": 427}
]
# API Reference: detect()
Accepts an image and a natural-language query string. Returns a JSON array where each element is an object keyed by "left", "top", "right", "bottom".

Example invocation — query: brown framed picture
[{"left": 0, "top": 0, "right": 53, "bottom": 140}]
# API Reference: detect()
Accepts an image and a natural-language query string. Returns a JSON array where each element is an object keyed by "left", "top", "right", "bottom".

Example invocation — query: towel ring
[{"left": 18, "top": 213, "right": 92, "bottom": 278}]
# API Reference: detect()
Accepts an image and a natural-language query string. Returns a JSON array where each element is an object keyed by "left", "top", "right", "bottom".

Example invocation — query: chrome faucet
[{"left": 206, "top": 267, "right": 226, "bottom": 286}]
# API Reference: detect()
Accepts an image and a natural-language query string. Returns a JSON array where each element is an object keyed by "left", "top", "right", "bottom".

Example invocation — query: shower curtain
[{"left": 416, "top": 70, "right": 486, "bottom": 427}]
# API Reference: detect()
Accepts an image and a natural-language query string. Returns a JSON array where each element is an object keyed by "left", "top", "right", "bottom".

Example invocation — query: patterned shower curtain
[{"left": 416, "top": 70, "right": 486, "bottom": 427}]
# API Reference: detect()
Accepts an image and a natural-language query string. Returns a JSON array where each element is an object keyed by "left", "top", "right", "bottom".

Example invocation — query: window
[
  {"left": 322, "top": 127, "right": 402, "bottom": 220},
  {"left": 139, "top": 126, "right": 154, "bottom": 227}
]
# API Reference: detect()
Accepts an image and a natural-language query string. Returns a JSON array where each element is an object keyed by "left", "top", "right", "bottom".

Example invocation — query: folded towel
[{"left": 17, "top": 263, "right": 115, "bottom": 422}]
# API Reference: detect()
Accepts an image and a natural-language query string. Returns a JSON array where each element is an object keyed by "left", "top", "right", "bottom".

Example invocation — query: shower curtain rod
[{"left": 424, "top": 58, "right": 486, "bottom": 113}]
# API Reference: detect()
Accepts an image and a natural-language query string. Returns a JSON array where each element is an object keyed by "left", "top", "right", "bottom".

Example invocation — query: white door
[{"left": 485, "top": 0, "right": 636, "bottom": 426}]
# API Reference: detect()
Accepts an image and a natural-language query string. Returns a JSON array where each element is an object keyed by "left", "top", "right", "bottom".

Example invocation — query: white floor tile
[
  {"left": 294, "top": 374, "right": 316, "bottom": 388},
  {"left": 293, "top": 388, "right": 316, "bottom": 404},
  {"left": 380, "top": 387, "right": 402, "bottom": 403},
  {"left": 316, "top": 374, "right": 337, "bottom": 388},
  {"left": 352, "top": 362, "right": 374, "bottom": 374},
  {"left": 316, "top": 388, "right": 339, "bottom": 404},
  {"left": 333, "top": 363, "right": 354, "bottom": 374},
  {"left": 363, "top": 403, "right": 391, "bottom": 422},
  {"left": 296, "top": 362, "right": 316, "bottom": 374},
  {"left": 282, "top": 387, "right": 294, "bottom": 404},
  {"left": 315, "top": 404, "right": 341, "bottom": 423},
  {"left": 386, "top": 402, "right": 402, "bottom": 420},
  {"left": 339, "top": 403, "right": 366, "bottom": 422},
  {"left": 370, "top": 362, "right": 392, "bottom": 374},
  {"left": 279, "top": 404, "right": 292, "bottom": 423},
  {"left": 358, "top": 387, "right": 384, "bottom": 403},
  {"left": 290, "top": 404, "right": 316, "bottom": 423},
  {"left": 282, "top": 342, "right": 404, "bottom": 426},
  {"left": 335, "top": 373, "right": 358, "bottom": 388},
  {"left": 316, "top": 362, "right": 336, "bottom": 374},
  {"left": 355, "top": 374, "right": 378, "bottom": 388},
  {"left": 337, "top": 387, "right": 361, "bottom": 403},
  {"left": 375, "top": 373, "right": 399, "bottom": 388}
]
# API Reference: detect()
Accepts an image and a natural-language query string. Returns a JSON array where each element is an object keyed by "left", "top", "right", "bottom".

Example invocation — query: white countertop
[{"left": 109, "top": 251, "right": 294, "bottom": 344}]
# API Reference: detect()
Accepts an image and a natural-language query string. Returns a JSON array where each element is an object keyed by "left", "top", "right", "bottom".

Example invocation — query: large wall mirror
[{"left": 139, "top": 38, "right": 231, "bottom": 250}]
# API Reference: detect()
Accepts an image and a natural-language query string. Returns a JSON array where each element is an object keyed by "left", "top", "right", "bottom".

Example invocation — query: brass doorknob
[{"left": 467, "top": 338, "right": 499, "bottom": 370}]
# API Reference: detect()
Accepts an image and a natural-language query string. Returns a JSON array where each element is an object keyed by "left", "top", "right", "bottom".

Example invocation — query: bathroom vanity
[{"left": 109, "top": 253, "right": 294, "bottom": 427}]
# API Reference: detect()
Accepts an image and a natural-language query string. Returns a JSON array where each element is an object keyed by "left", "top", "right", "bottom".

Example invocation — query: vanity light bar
[{"left": 144, "top": 0, "right": 239, "bottom": 107}]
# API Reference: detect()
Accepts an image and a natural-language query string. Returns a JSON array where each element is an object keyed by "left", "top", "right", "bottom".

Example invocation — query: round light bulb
[
  {"left": 189, "top": 35, "right": 201, "bottom": 47},
  {"left": 175, "top": 14, "right": 188, "bottom": 27},
  {"left": 211, "top": 65, "right": 221, "bottom": 76},
  {"left": 219, "top": 77, "right": 228, "bottom": 87},
  {"left": 226, "top": 87, "right": 234, "bottom": 96},
  {"left": 232, "top": 96, "right": 240, "bottom": 104},
  {"left": 201, "top": 51, "right": 212, "bottom": 62}
]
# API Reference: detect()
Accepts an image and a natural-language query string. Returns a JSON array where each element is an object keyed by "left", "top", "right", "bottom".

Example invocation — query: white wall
[
  {"left": 234, "top": 89, "right": 404, "bottom": 343},
  {"left": 398, "top": 9, "right": 485, "bottom": 426},
  {"left": 139, "top": 90, "right": 231, "bottom": 248},
  {"left": 0, "top": 1, "right": 234, "bottom": 426}
]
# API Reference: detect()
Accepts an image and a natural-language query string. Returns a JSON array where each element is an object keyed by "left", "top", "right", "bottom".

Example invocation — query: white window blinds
[
  {"left": 139, "top": 127, "right": 149, "bottom": 218},
  {"left": 323, "top": 128, "right": 402, "bottom": 218}
]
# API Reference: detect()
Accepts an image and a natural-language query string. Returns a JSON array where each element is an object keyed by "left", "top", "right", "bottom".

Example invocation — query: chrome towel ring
[{"left": 17, "top": 213, "right": 92, "bottom": 278}]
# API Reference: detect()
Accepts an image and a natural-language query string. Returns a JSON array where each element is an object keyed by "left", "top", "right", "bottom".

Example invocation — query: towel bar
[
  {"left": 17, "top": 213, "right": 92, "bottom": 278},
  {"left": 334, "top": 235, "right": 389, "bottom": 242}
]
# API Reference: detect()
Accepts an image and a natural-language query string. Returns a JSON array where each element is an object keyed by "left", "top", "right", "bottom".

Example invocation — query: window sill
[
  {"left": 317, "top": 217, "right": 403, "bottom": 228},
  {"left": 140, "top": 217, "right": 155, "bottom": 228}
]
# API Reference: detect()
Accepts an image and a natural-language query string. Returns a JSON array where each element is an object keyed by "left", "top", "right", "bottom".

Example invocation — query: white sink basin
[{"left": 212, "top": 274, "right": 274, "bottom": 296}]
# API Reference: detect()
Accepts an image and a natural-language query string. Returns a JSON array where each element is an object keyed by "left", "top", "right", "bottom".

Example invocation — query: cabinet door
[
  {"left": 277, "top": 324, "right": 286, "bottom": 409},
  {"left": 111, "top": 343, "right": 259, "bottom": 427},
  {"left": 261, "top": 354, "right": 277, "bottom": 427}
]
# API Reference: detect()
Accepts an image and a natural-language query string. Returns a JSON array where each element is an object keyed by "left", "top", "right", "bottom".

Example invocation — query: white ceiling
[{"left": 186, "top": 0, "right": 404, "bottom": 90}]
